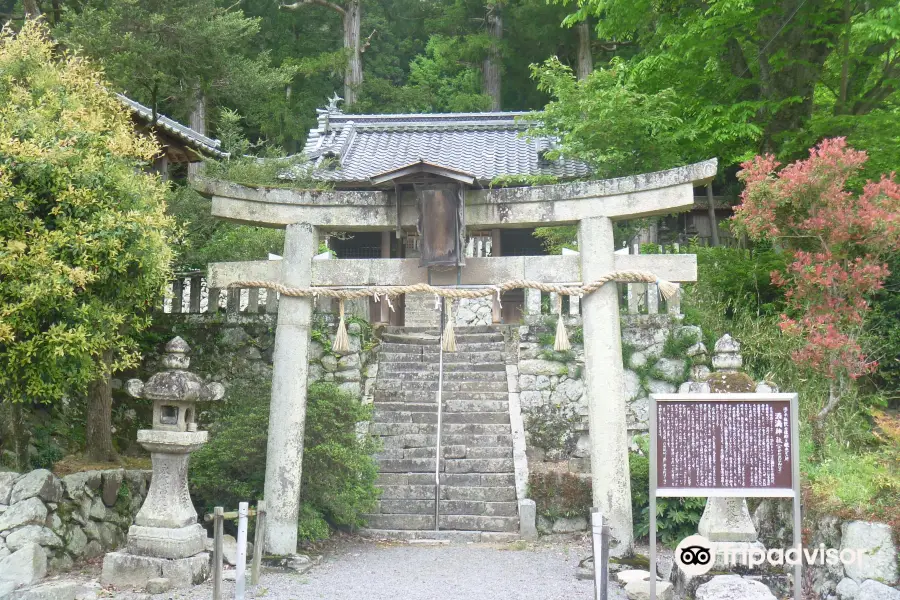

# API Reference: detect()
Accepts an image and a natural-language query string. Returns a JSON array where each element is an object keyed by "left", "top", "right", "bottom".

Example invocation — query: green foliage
[
  {"left": 661, "top": 329, "right": 698, "bottom": 359},
  {"left": 298, "top": 503, "right": 331, "bottom": 543},
  {"left": 190, "top": 379, "right": 380, "bottom": 539},
  {"left": 629, "top": 437, "right": 704, "bottom": 547},
  {"left": 56, "top": 0, "right": 295, "bottom": 138},
  {"left": 528, "top": 471, "right": 591, "bottom": 520},
  {"left": 166, "top": 187, "right": 285, "bottom": 269},
  {"left": 0, "top": 23, "right": 175, "bottom": 404},
  {"left": 866, "top": 252, "right": 900, "bottom": 403},
  {"left": 523, "top": 404, "right": 577, "bottom": 456},
  {"left": 165, "top": 115, "right": 324, "bottom": 269},
  {"left": 528, "top": 57, "right": 687, "bottom": 179},
  {"left": 490, "top": 174, "right": 559, "bottom": 188},
  {"left": 301, "top": 382, "right": 380, "bottom": 529},
  {"left": 533, "top": 226, "right": 577, "bottom": 255}
]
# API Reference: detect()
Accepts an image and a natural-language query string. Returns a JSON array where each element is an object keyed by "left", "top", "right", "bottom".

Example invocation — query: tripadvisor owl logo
[{"left": 675, "top": 535, "right": 715, "bottom": 576}]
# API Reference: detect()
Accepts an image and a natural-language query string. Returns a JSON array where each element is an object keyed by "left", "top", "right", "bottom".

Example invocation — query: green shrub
[
  {"left": 528, "top": 471, "right": 591, "bottom": 520},
  {"left": 629, "top": 437, "right": 705, "bottom": 547},
  {"left": 190, "top": 380, "right": 380, "bottom": 541}
]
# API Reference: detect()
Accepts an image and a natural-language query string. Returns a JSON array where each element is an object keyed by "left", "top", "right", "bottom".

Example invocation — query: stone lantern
[{"left": 101, "top": 337, "right": 224, "bottom": 591}]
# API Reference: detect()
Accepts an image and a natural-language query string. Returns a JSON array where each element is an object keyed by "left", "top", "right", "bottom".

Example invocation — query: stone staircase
[{"left": 362, "top": 325, "right": 520, "bottom": 540}]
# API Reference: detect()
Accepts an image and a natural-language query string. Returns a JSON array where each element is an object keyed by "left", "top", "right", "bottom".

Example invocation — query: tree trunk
[
  {"left": 576, "top": 21, "right": 593, "bottom": 81},
  {"left": 706, "top": 183, "right": 720, "bottom": 247},
  {"left": 23, "top": 0, "right": 41, "bottom": 19},
  {"left": 85, "top": 351, "right": 116, "bottom": 463},
  {"left": 2, "top": 401, "right": 31, "bottom": 471},
  {"left": 482, "top": 2, "right": 503, "bottom": 111},
  {"left": 756, "top": 0, "right": 838, "bottom": 152},
  {"left": 343, "top": 0, "right": 363, "bottom": 107},
  {"left": 836, "top": 0, "right": 851, "bottom": 114},
  {"left": 187, "top": 88, "right": 207, "bottom": 180}
]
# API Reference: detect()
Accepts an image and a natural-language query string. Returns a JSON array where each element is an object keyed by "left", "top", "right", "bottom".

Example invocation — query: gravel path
[{"left": 149, "top": 536, "right": 628, "bottom": 600}]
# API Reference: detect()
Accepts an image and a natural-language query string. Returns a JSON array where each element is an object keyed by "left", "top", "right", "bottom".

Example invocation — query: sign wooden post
[
  {"left": 251, "top": 500, "right": 267, "bottom": 586},
  {"left": 648, "top": 393, "right": 801, "bottom": 600}
]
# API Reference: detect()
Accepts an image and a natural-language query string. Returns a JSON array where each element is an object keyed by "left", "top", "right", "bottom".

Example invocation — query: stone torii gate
[{"left": 200, "top": 159, "right": 716, "bottom": 556}]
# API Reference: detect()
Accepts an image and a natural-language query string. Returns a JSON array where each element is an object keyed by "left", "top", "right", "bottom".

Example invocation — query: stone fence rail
[{"left": 162, "top": 244, "right": 683, "bottom": 320}]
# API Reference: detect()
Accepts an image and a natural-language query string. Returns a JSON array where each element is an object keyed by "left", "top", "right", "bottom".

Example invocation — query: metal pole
[
  {"left": 591, "top": 509, "right": 608, "bottom": 600},
  {"left": 213, "top": 507, "right": 223, "bottom": 600},
  {"left": 434, "top": 299, "right": 445, "bottom": 531},
  {"left": 790, "top": 394, "right": 802, "bottom": 600},
  {"left": 235, "top": 502, "right": 248, "bottom": 600},
  {"left": 649, "top": 397, "right": 658, "bottom": 600},
  {"left": 251, "top": 500, "right": 266, "bottom": 586}
]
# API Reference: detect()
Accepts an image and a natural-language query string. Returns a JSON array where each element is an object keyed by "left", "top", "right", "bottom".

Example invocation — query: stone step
[
  {"left": 376, "top": 457, "right": 514, "bottom": 474},
  {"left": 363, "top": 514, "right": 518, "bottom": 533},
  {"left": 382, "top": 332, "right": 504, "bottom": 345},
  {"left": 375, "top": 400, "right": 508, "bottom": 413},
  {"left": 373, "top": 411, "right": 510, "bottom": 425},
  {"left": 356, "top": 529, "right": 520, "bottom": 543},
  {"left": 378, "top": 485, "right": 517, "bottom": 502},
  {"left": 376, "top": 446, "right": 512, "bottom": 460},
  {"left": 380, "top": 342, "right": 505, "bottom": 354},
  {"left": 379, "top": 351, "right": 506, "bottom": 363},
  {"left": 387, "top": 326, "right": 500, "bottom": 335},
  {"left": 376, "top": 499, "right": 518, "bottom": 517},
  {"left": 379, "top": 362, "right": 507, "bottom": 373},
  {"left": 371, "top": 423, "right": 511, "bottom": 436},
  {"left": 374, "top": 380, "right": 508, "bottom": 393},
  {"left": 376, "top": 472, "right": 515, "bottom": 487},
  {"left": 373, "top": 391, "right": 509, "bottom": 403},
  {"left": 378, "top": 434, "right": 513, "bottom": 449},
  {"left": 376, "top": 371, "right": 507, "bottom": 382}
]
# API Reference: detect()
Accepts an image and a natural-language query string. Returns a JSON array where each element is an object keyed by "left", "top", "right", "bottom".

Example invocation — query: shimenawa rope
[{"left": 230, "top": 270, "right": 678, "bottom": 353}]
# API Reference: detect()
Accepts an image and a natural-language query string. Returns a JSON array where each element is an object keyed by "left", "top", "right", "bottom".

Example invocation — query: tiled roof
[
  {"left": 298, "top": 109, "right": 591, "bottom": 185},
  {"left": 117, "top": 94, "right": 228, "bottom": 159}
]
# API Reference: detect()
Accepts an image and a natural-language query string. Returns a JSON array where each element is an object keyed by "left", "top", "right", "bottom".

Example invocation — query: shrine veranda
[{"left": 198, "top": 159, "right": 717, "bottom": 556}]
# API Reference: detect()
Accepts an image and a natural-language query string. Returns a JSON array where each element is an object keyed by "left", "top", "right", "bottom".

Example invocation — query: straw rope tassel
[
  {"left": 442, "top": 298, "right": 457, "bottom": 352},
  {"left": 554, "top": 295, "right": 571, "bottom": 352},
  {"left": 332, "top": 298, "right": 350, "bottom": 353},
  {"left": 655, "top": 279, "right": 679, "bottom": 301}
]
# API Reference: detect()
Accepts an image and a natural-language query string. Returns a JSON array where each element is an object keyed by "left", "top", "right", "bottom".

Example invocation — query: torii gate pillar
[
  {"left": 265, "top": 222, "right": 317, "bottom": 555},
  {"left": 579, "top": 216, "right": 633, "bottom": 553}
]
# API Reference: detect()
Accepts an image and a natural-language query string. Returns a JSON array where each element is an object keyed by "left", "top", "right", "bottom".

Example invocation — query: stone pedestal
[{"left": 699, "top": 497, "right": 758, "bottom": 542}]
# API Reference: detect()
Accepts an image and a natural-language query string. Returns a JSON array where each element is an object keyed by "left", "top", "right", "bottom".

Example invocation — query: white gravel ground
[{"left": 145, "top": 535, "right": 629, "bottom": 600}]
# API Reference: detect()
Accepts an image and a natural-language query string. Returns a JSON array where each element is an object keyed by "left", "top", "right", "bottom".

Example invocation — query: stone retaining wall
[
  {"left": 0, "top": 468, "right": 150, "bottom": 579},
  {"left": 752, "top": 500, "right": 900, "bottom": 599},
  {"left": 514, "top": 314, "right": 700, "bottom": 472}
]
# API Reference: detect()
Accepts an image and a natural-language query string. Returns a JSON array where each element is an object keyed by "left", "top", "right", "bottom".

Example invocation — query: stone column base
[
  {"left": 126, "top": 523, "right": 206, "bottom": 559},
  {"left": 101, "top": 551, "right": 210, "bottom": 591}
]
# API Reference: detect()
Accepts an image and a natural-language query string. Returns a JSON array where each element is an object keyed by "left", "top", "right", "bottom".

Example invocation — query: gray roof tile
[
  {"left": 299, "top": 109, "right": 590, "bottom": 185},
  {"left": 117, "top": 94, "right": 228, "bottom": 159}
]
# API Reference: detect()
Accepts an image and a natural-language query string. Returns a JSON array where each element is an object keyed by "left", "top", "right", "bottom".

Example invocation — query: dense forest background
[{"left": 3, "top": 0, "right": 896, "bottom": 183}]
